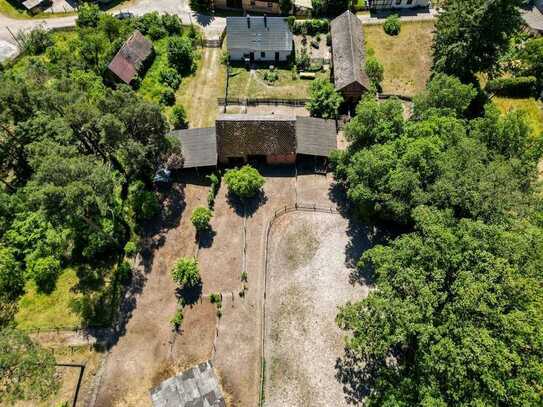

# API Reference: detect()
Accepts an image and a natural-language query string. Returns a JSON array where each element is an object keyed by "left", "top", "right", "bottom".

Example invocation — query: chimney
[
  {"left": 247, "top": 15, "right": 251, "bottom": 29},
  {"left": 264, "top": 14, "right": 267, "bottom": 29}
]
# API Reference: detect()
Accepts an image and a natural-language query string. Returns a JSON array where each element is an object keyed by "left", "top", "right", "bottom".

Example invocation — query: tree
[
  {"left": 76, "top": 3, "right": 101, "bottom": 28},
  {"left": 432, "top": 0, "right": 524, "bottom": 82},
  {"left": 191, "top": 207, "right": 213, "bottom": 232},
  {"left": 337, "top": 207, "right": 543, "bottom": 406},
  {"left": 413, "top": 73, "right": 477, "bottom": 118},
  {"left": 306, "top": 78, "right": 343, "bottom": 119},
  {"left": 0, "top": 247, "right": 23, "bottom": 301},
  {"left": 0, "top": 328, "right": 59, "bottom": 403},
  {"left": 279, "top": 0, "right": 293, "bottom": 14},
  {"left": 171, "top": 257, "right": 200, "bottom": 288},
  {"left": 128, "top": 181, "right": 160, "bottom": 222},
  {"left": 224, "top": 165, "right": 265, "bottom": 200},
  {"left": 383, "top": 14, "right": 400, "bottom": 36},
  {"left": 364, "top": 57, "right": 384, "bottom": 89},
  {"left": 168, "top": 36, "right": 195, "bottom": 74},
  {"left": 169, "top": 105, "right": 188, "bottom": 130}
]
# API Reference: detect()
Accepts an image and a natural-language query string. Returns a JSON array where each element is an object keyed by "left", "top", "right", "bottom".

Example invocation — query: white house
[
  {"left": 368, "top": 0, "right": 429, "bottom": 9},
  {"left": 226, "top": 16, "right": 293, "bottom": 63}
]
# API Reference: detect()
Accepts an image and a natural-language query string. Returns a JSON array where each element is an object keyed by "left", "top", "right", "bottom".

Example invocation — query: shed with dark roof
[
  {"left": 108, "top": 30, "right": 154, "bottom": 85},
  {"left": 295, "top": 116, "right": 337, "bottom": 157},
  {"left": 171, "top": 128, "right": 218, "bottom": 168},
  {"left": 330, "top": 11, "right": 370, "bottom": 103},
  {"left": 226, "top": 16, "right": 293, "bottom": 62}
]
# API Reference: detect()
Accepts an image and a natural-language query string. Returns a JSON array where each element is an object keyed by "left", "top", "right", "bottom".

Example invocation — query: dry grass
[
  {"left": 493, "top": 96, "right": 543, "bottom": 137},
  {"left": 364, "top": 20, "right": 435, "bottom": 96},
  {"left": 176, "top": 47, "right": 227, "bottom": 127},
  {"left": 284, "top": 221, "right": 319, "bottom": 269}
]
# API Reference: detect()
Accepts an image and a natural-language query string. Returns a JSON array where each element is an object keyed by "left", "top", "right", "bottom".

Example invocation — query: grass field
[
  {"left": 15, "top": 268, "right": 82, "bottom": 331},
  {"left": 364, "top": 20, "right": 435, "bottom": 96},
  {"left": 227, "top": 66, "right": 328, "bottom": 100},
  {"left": 493, "top": 97, "right": 543, "bottom": 137},
  {"left": 0, "top": 0, "right": 75, "bottom": 19}
]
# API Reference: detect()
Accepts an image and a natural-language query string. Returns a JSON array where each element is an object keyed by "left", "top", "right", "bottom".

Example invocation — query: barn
[
  {"left": 107, "top": 30, "right": 155, "bottom": 85},
  {"left": 330, "top": 11, "right": 370, "bottom": 105}
]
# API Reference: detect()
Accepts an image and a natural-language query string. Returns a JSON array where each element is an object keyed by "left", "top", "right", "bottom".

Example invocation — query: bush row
[
  {"left": 486, "top": 76, "right": 537, "bottom": 97},
  {"left": 287, "top": 17, "right": 330, "bottom": 35}
]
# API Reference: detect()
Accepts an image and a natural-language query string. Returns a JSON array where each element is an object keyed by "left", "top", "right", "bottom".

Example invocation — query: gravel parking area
[{"left": 264, "top": 211, "right": 370, "bottom": 406}]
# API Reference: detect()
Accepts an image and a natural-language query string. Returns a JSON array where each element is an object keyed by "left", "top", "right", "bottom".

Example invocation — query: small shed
[
  {"left": 21, "top": 0, "right": 50, "bottom": 14},
  {"left": 330, "top": 11, "right": 370, "bottom": 104},
  {"left": 216, "top": 114, "right": 297, "bottom": 164},
  {"left": 171, "top": 128, "right": 218, "bottom": 169},
  {"left": 107, "top": 30, "right": 154, "bottom": 85},
  {"left": 295, "top": 116, "right": 337, "bottom": 158},
  {"left": 150, "top": 361, "right": 225, "bottom": 407}
]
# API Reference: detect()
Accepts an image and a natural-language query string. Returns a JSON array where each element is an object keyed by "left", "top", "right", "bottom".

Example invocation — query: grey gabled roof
[
  {"left": 171, "top": 128, "right": 217, "bottom": 168},
  {"left": 522, "top": 4, "right": 543, "bottom": 32},
  {"left": 330, "top": 11, "right": 370, "bottom": 91},
  {"left": 226, "top": 16, "right": 293, "bottom": 52},
  {"left": 296, "top": 116, "right": 337, "bottom": 157}
]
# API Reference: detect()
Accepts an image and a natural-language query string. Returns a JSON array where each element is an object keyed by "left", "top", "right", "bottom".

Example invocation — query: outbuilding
[
  {"left": 330, "top": 11, "right": 370, "bottom": 104},
  {"left": 107, "top": 30, "right": 155, "bottom": 85},
  {"left": 226, "top": 16, "right": 293, "bottom": 63}
]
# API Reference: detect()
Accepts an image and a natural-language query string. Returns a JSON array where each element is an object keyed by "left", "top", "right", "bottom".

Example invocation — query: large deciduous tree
[
  {"left": 432, "top": 0, "right": 523, "bottom": 82},
  {"left": 306, "top": 78, "right": 343, "bottom": 119}
]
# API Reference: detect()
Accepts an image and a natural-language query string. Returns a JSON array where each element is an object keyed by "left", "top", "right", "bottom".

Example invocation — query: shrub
[
  {"left": 191, "top": 207, "right": 213, "bottom": 231},
  {"left": 486, "top": 76, "right": 537, "bottom": 97},
  {"left": 170, "top": 309, "right": 183, "bottom": 329},
  {"left": 160, "top": 87, "right": 176, "bottom": 106},
  {"left": 292, "top": 19, "right": 329, "bottom": 36},
  {"left": 306, "top": 78, "right": 343, "bottom": 119},
  {"left": 209, "top": 292, "right": 222, "bottom": 317},
  {"left": 27, "top": 256, "right": 60, "bottom": 294},
  {"left": 159, "top": 67, "right": 182, "bottom": 89},
  {"left": 365, "top": 57, "right": 384, "bottom": 88},
  {"left": 206, "top": 172, "right": 221, "bottom": 208},
  {"left": 129, "top": 181, "right": 160, "bottom": 222},
  {"left": 18, "top": 27, "right": 52, "bottom": 56},
  {"left": 384, "top": 14, "right": 401, "bottom": 36},
  {"left": 117, "top": 260, "right": 132, "bottom": 285},
  {"left": 77, "top": 3, "right": 101, "bottom": 28},
  {"left": 291, "top": 65, "right": 298, "bottom": 80},
  {"left": 136, "top": 12, "right": 164, "bottom": 37},
  {"left": 124, "top": 241, "right": 138, "bottom": 257},
  {"left": 171, "top": 257, "right": 200, "bottom": 288},
  {"left": 296, "top": 48, "right": 310, "bottom": 71},
  {"left": 161, "top": 14, "right": 183, "bottom": 35},
  {"left": 264, "top": 69, "right": 279, "bottom": 84},
  {"left": 224, "top": 165, "right": 265, "bottom": 199},
  {"left": 168, "top": 36, "right": 195, "bottom": 74},
  {"left": 148, "top": 25, "right": 168, "bottom": 40},
  {"left": 326, "top": 32, "right": 332, "bottom": 46},
  {"left": 170, "top": 105, "right": 188, "bottom": 129}
]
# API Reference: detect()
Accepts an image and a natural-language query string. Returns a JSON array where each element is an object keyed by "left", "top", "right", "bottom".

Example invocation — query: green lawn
[
  {"left": 15, "top": 268, "right": 82, "bottom": 331},
  {"left": 493, "top": 96, "right": 543, "bottom": 137},
  {"left": 0, "top": 0, "right": 75, "bottom": 19},
  {"left": 227, "top": 66, "right": 328, "bottom": 99},
  {"left": 364, "top": 20, "right": 435, "bottom": 97}
]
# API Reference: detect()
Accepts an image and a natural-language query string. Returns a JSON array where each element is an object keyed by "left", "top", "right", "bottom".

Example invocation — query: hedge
[
  {"left": 291, "top": 19, "right": 330, "bottom": 36},
  {"left": 486, "top": 76, "right": 537, "bottom": 97}
]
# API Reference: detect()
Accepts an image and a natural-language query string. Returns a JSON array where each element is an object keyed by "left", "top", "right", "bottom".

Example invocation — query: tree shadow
[
  {"left": 335, "top": 350, "right": 377, "bottom": 405},
  {"left": 197, "top": 229, "right": 216, "bottom": 249},
  {"left": 176, "top": 282, "right": 203, "bottom": 307},
  {"left": 227, "top": 190, "right": 268, "bottom": 218}
]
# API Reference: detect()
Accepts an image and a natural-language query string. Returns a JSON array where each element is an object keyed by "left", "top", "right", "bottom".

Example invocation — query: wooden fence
[{"left": 218, "top": 97, "right": 309, "bottom": 107}]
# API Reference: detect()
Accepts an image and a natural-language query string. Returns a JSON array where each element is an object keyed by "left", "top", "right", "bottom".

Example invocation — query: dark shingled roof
[
  {"left": 216, "top": 114, "right": 296, "bottom": 159},
  {"left": 171, "top": 128, "right": 217, "bottom": 168},
  {"left": 150, "top": 361, "right": 225, "bottom": 407},
  {"left": 226, "top": 16, "right": 293, "bottom": 52},
  {"left": 330, "top": 11, "right": 370, "bottom": 91},
  {"left": 108, "top": 30, "right": 154, "bottom": 84},
  {"left": 295, "top": 117, "right": 337, "bottom": 157}
]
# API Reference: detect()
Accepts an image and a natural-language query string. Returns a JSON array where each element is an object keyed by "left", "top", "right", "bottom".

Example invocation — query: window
[{"left": 261, "top": 52, "right": 266, "bottom": 58}]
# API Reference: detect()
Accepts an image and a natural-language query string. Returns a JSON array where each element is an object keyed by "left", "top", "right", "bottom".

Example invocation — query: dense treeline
[
  {"left": 0, "top": 9, "right": 189, "bottom": 331},
  {"left": 333, "top": 1, "right": 543, "bottom": 403}
]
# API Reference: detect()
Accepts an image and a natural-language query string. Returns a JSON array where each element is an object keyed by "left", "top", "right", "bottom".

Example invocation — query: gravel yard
[{"left": 264, "top": 211, "right": 370, "bottom": 406}]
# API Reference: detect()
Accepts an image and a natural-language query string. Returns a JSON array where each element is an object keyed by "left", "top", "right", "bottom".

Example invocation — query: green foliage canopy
[
  {"left": 306, "top": 78, "right": 343, "bottom": 119},
  {"left": 171, "top": 257, "right": 200, "bottom": 288},
  {"left": 224, "top": 165, "right": 265, "bottom": 200}
]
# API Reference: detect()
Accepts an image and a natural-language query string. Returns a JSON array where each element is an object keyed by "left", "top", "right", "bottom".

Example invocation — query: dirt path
[{"left": 178, "top": 47, "right": 226, "bottom": 128}]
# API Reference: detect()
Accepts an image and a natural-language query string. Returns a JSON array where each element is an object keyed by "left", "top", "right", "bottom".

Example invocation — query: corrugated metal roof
[
  {"left": 108, "top": 30, "right": 154, "bottom": 84},
  {"left": 330, "top": 11, "right": 370, "bottom": 91},
  {"left": 171, "top": 128, "right": 217, "bottom": 168},
  {"left": 296, "top": 116, "right": 337, "bottom": 157},
  {"left": 226, "top": 16, "right": 293, "bottom": 52}
]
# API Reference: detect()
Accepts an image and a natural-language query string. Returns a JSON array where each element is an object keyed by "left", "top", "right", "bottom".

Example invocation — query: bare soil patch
[{"left": 264, "top": 212, "right": 370, "bottom": 406}]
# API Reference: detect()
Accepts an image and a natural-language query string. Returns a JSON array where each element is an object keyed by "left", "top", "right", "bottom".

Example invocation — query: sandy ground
[{"left": 264, "top": 212, "right": 370, "bottom": 406}]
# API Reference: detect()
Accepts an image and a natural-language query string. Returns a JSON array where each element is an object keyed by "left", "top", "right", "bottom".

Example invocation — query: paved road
[{"left": 0, "top": 0, "right": 225, "bottom": 60}]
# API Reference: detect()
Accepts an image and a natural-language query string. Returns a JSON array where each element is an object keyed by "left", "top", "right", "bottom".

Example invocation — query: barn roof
[
  {"left": 295, "top": 117, "right": 337, "bottom": 157},
  {"left": 108, "top": 30, "right": 154, "bottom": 84},
  {"left": 150, "top": 361, "right": 225, "bottom": 407},
  {"left": 171, "top": 128, "right": 217, "bottom": 168},
  {"left": 330, "top": 11, "right": 370, "bottom": 92},
  {"left": 226, "top": 16, "right": 293, "bottom": 52}
]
